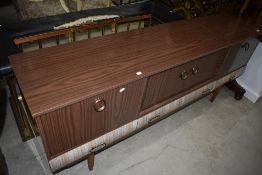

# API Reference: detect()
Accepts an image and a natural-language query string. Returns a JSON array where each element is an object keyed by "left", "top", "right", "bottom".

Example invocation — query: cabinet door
[
  {"left": 37, "top": 79, "right": 146, "bottom": 159},
  {"left": 142, "top": 49, "right": 227, "bottom": 110},
  {"left": 218, "top": 38, "right": 259, "bottom": 77}
]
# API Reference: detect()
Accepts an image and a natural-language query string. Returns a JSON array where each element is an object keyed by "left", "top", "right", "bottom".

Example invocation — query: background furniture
[
  {"left": 0, "top": 77, "right": 8, "bottom": 175},
  {"left": 12, "top": 0, "right": 111, "bottom": 20},
  {"left": 11, "top": 0, "right": 245, "bottom": 20},
  {"left": 0, "top": 0, "right": 12, "bottom": 7},
  {"left": 159, "top": 0, "right": 243, "bottom": 19}
]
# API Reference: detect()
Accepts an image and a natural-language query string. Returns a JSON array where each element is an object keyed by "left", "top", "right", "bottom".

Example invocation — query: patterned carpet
[
  {"left": 12, "top": 0, "right": 244, "bottom": 20},
  {"left": 12, "top": 0, "right": 110, "bottom": 20}
]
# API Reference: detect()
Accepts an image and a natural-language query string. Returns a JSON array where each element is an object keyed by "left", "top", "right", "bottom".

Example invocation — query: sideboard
[{"left": 9, "top": 14, "right": 261, "bottom": 173}]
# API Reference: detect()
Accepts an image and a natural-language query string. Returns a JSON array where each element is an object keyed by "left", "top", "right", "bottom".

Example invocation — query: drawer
[
  {"left": 218, "top": 38, "right": 259, "bottom": 77},
  {"left": 141, "top": 49, "right": 227, "bottom": 110},
  {"left": 36, "top": 79, "right": 146, "bottom": 158}
]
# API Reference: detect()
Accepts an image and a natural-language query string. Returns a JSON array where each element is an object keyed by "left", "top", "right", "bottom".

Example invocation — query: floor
[{"left": 0, "top": 86, "right": 262, "bottom": 175}]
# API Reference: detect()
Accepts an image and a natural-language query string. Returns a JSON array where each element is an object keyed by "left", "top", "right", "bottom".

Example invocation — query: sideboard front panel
[
  {"left": 141, "top": 49, "right": 227, "bottom": 110},
  {"left": 38, "top": 79, "right": 146, "bottom": 158}
]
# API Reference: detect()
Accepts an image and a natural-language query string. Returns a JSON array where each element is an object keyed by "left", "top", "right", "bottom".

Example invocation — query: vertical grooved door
[
  {"left": 37, "top": 79, "right": 146, "bottom": 159},
  {"left": 142, "top": 49, "right": 228, "bottom": 110}
]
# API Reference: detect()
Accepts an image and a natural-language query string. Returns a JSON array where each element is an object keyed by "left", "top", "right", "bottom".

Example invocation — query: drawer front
[
  {"left": 218, "top": 38, "right": 259, "bottom": 76},
  {"left": 142, "top": 49, "right": 227, "bottom": 110},
  {"left": 36, "top": 79, "right": 146, "bottom": 159}
]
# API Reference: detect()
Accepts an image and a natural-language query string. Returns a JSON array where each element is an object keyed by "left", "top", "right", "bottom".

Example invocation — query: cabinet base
[{"left": 48, "top": 67, "right": 245, "bottom": 173}]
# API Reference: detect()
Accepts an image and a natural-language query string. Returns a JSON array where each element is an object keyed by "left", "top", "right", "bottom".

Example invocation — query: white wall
[{"left": 237, "top": 42, "right": 262, "bottom": 103}]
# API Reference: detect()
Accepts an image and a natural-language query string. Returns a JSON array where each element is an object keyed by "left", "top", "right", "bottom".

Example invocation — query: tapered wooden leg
[
  {"left": 87, "top": 153, "right": 95, "bottom": 171},
  {"left": 225, "top": 80, "right": 246, "bottom": 100},
  {"left": 210, "top": 87, "right": 221, "bottom": 102}
]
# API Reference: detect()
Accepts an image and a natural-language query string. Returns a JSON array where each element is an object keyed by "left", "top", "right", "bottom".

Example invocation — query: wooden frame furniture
[
  {"left": 9, "top": 13, "right": 261, "bottom": 173},
  {"left": 14, "top": 14, "right": 154, "bottom": 51}
]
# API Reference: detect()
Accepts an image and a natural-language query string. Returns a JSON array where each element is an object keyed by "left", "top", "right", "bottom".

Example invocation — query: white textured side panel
[
  {"left": 237, "top": 79, "right": 261, "bottom": 103},
  {"left": 49, "top": 67, "right": 245, "bottom": 172},
  {"left": 237, "top": 43, "right": 262, "bottom": 103}
]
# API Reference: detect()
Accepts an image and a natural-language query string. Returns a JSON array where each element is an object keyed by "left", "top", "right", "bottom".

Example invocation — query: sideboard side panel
[
  {"left": 217, "top": 39, "right": 259, "bottom": 77},
  {"left": 35, "top": 117, "right": 52, "bottom": 159}
]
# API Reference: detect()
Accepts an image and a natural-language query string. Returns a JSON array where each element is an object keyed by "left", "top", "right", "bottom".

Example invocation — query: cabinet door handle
[
  {"left": 241, "top": 42, "right": 250, "bottom": 51},
  {"left": 148, "top": 115, "right": 161, "bottom": 124},
  {"left": 90, "top": 143, "right": 106, "bottom": 152},
  {"left": 179, "top": 70, "right": 189, "bottom": 80},
  {"left": 202, "top": 89, "right": 211, "bottom": 96},
  {"left": 94, "top": 98, "right": 106, "bottom": 112},
  {"left": 191, "top": 66, "right": 199, "bottom": 75}
]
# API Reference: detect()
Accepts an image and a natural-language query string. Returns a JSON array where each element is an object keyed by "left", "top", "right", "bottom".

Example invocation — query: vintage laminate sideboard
[{"left": 9, "top": 14, "right": 261, "bottom": 173}]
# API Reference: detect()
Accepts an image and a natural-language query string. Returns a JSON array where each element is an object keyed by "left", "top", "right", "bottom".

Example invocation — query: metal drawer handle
[
  {"left": 202, "top": 89, "right": 211, "bottom": 96},
  {"left": 241, "top": 42, "right": 250, "bottom": 51},
  {"left": 191, "top": 66, "right": 199, "bottom": 75},
  {"left": 148, "top": 115, "right": 161, "bottom": 124},
  {"left": 94, "top": 98, "right": 106, "bottom": 112},
  {"left": 90, "top": 143, "right": 106, "bottom": 153},
  {"left": 179, "top": 70, "right": 189, "bottom": 80}
]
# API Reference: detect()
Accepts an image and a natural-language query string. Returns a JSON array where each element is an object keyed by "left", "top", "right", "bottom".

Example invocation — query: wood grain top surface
[{"left": 9, "top": 14, "right": 261, "bottom": 118}]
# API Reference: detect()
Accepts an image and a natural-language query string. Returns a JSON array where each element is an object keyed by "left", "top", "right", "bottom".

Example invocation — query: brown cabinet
[
  {"left": 141, "top": 49, "right": 228, "bottom": 110},
  {"left": 36, "top": 79, "right": 146, "bottom": 158},
  {"left": 9, "top": 14, "right": 260, "bottom": 172}
]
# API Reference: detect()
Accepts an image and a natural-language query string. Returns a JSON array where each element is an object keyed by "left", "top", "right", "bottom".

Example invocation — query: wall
[{"left": 237, "top": 42, "right": 262, "bottom": 103}]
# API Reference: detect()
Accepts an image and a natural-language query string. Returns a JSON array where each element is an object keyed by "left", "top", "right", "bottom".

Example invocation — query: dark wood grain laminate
[
  {"left": 37, "top": 79, "right": 146, "bottom": 159},
  {"left": 9, "top": 14, "right": 261, "bottom": 118},
  {"left": 195, "top": 14, "right": 260, "bottom": 42},
  {"left": 142, "top": 49, "right": 227, "bottom": 110}
]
